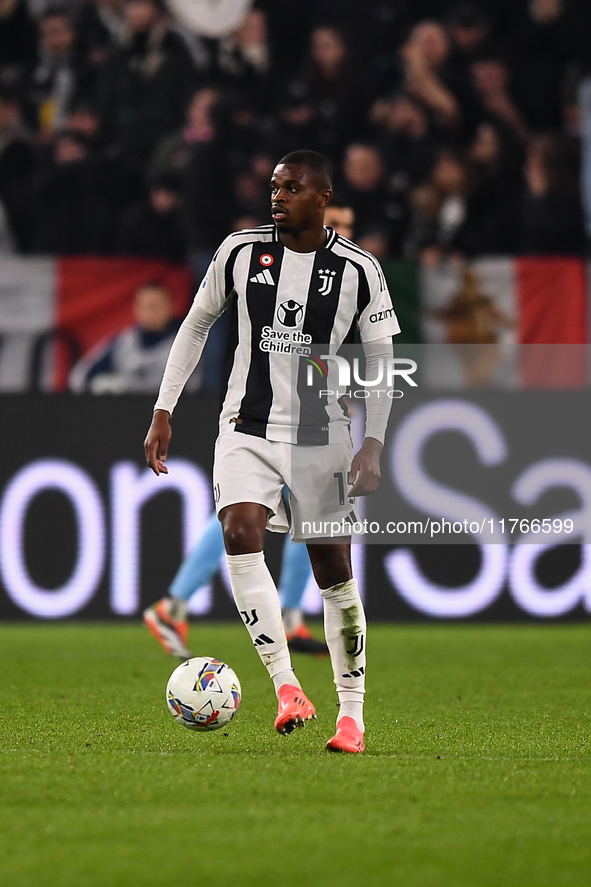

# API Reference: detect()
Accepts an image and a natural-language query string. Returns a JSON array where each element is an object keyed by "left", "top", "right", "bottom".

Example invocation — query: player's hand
[
  {"left": 144, "top": 409, "right": 172, "bottom": 475},
  {"left": 348, "top": 437, "right": 382, "bottom": 497}
]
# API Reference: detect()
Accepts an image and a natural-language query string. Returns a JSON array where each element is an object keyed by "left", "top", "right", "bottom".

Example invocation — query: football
[{"left": 166, "top": 657, "right": 241, "bottom": 731}]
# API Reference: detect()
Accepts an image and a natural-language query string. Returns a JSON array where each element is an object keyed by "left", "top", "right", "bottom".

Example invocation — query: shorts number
[{"left": 334, "top": 471, "right": 346, "bottom": 506}]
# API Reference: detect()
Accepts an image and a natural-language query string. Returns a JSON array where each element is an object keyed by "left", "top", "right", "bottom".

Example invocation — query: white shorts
[{"left": 213, "top": 429, "right": 360, "bottom": 541}]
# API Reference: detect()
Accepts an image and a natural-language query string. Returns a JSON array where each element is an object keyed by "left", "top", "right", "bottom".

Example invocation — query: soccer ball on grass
[{"left": 166, "top": 656, "right": 241, "bottom": 731}]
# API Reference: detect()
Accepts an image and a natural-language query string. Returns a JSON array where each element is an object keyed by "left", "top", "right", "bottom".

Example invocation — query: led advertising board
[{"left": 0, "top": 395, "right": 588, "bottom": 621}]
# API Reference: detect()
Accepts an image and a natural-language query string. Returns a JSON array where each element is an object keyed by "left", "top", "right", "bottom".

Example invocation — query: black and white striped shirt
[{"left": 155, "top": 225, "right": 400, "bottom": 443}]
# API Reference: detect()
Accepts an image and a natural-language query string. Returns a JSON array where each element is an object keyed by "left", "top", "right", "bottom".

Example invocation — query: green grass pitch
[{"left": 0, "top": 622, "right": 589, "bottom": 887}]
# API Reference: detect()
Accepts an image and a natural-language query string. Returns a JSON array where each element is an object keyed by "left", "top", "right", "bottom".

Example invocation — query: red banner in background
[
  {"left": 516, "top": 257, "right": 588, "bottom": 387},
  {"left": 517, "top": 257, "right": 588, "bottom": 345},
  {"left": 53, "top": 258, "right": 194, "bottom": 391}
]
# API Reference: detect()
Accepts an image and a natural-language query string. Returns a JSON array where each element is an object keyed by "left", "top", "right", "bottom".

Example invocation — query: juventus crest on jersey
[{"left": 195, "top": 225, "right": 400, "bottom": 444}]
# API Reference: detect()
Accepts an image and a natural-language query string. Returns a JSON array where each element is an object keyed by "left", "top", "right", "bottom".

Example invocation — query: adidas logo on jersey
[{"left": 250, "top": 269, "right": 275, "bottom": 285}]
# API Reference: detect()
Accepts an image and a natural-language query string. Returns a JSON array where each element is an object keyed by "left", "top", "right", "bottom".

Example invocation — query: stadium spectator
[
  {"left": 180, "top": 88, "right": 235, "bottom": 391},
  {"left": 113, "top": 173, "right": 187, "bottom": 263},
  {"left": 0, "top": 0, "right": 589, "bottom": 276},
  {"left": 182, "top": 99, "right": 234, "bottom": 269},
  {"left": 369, "top": 92, "right": 436, "bottom": 188},
  {"left": 227, "top": 150, "right": 275, "bottom": 229},
  {"left": 76, "top": 0, "right": 126, "bottom": 70},
  {"left": 271, "top": 83, "right": 323, "bottom": 159},
  {"left": 256, "top": 0, "right": 312, "bottom": 76},
  {"left": 231, "top": 165, "right": 269, "bottom": 228},
  {"left": 446, "top": 2, "right": 492, "bottom": 60},
  {"left": 305, "top": 0, "right": 415, "bottom": 90},
  {"left": 0, "top": 86, "right": 36, "bottom": 251},
  {"left": 148, "top": 85, "right": 219, "bottom": 183},
  {"left": 470, "top": 53, "right": 529, "bottom": 146},
  {"left": 340, "top": 142, "right": 407, "bottom": 256},
  {"left": 64, "top": 100, "right": 100, "bottom": 144},
  {"left": 214, "top": 7, "right": 273, "bottom": 113},
  {"left": 96, "top": 0, "right": 197, "bottom": 172},
  {"left": 249, "top": 150, "right": 274, "bottom": 185},
  {"left": 400, "top": 21, "right": 461, "bottom": 134},
  {"left": 443, "top": 2, "right": 492, "bottom": 137},
  {"left": 460, "top": 122, "right": 521, "bottom": 255},
  {"left": 324, "top": 196, "right": 355, "bottom": 240},
  {"left": 70, "top": 280, "right": 200, "bottom": 393},
  {"left": 31, "top": 129, "right": 115, "bottom": 254},
  {"left": 292, "top": 25, "right": 367, "bottom": 161},
  {"left": 406, "top": 146, "right": 471, "bottom": 265},
  {"left": 519, "top": 134, "right": 586, "bottom": 256},
  {"left": 509, "top": 0, "right": 571, "bottom": 133},
  {"left": 571, "top": 0, "right": 591, "bottom": 241},
  {"left": 0, "top": 0, "right": 37, "bottom": 75},
  {"left": 579, "top": 74, "right": 591, "bottom": 241},
  {"left": 213, "top": 89, "right": 266, "bottom": 169},
  {"left": 27, "top": 6, "right": 94, "bottom": 138}
]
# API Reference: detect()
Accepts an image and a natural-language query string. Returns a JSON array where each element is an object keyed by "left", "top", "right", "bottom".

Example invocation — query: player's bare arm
[
  {"left": 348, "top": 436, "right": 383, "bottom": 497},
  {"left": 144, "top": 409, "right": 172, "bottom": 475}
]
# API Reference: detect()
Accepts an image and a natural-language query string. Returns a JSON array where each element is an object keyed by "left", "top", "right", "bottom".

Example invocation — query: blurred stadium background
[{"left": 1, "top": 0, "right": 591, "bottom": 623}]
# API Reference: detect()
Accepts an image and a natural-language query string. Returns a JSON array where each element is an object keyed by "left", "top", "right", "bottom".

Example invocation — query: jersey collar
[{"left": 272, "top": 225, "right": 337, "bottom": 250}]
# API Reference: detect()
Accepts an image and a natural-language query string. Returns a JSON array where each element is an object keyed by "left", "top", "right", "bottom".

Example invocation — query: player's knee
[
  {"left": 222, "top": 518, "right": 261, "bottom": 555},
  {"left": 220, "top": 503, "right": 267, "bottom": 554}
]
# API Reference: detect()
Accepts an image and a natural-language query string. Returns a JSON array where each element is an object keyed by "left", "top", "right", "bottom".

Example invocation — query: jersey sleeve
[
  {"left": 152, "top": 235, "right": 236, "bottom": 414},
  {"left": 356, "top": 259, "right": 401, "bottom": 342},
  {"left": 193, "top": 233, "right": 237, "bottom": 316},
  {"left": 363, "top": 338, "right": 395, "bottom": 444}
]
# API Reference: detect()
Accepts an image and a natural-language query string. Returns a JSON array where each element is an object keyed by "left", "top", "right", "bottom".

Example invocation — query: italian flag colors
[
  {"left": 0, "top": 257, "right": 193, "bottom": 392},
  {"left": 418, "top": 256, "right": 589, "bottom": 388},
  {"left": 0, "top": 254, "right": 587, "bottom": 392}
]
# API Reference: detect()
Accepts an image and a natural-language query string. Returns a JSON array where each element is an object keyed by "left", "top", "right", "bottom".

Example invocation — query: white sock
[
  {"left": 226, "top": 552, "right": 299, "bottom": 696},
  {"left": 321, "top": 578, "right": 366, "bottom": 732},
  {"left": 282, "top": 607, "right": 304, "bottom": 635}
]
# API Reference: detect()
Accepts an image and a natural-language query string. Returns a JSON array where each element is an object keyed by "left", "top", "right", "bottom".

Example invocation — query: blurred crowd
[{"left": 1, "top": 0, "right": 591, "bottom": 270}]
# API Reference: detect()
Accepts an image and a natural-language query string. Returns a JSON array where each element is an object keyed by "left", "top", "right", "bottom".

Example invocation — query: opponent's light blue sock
[
  {"left": 169, "top": 511, "right": 225, "bottom": 601},
  {"left": 278, "top": 536, "right": 312, "bottom": 610}
]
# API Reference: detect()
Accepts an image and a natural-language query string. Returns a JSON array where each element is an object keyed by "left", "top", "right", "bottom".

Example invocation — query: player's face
[{"left": 270, "top": 164, "right": 331, "bottom": 233}]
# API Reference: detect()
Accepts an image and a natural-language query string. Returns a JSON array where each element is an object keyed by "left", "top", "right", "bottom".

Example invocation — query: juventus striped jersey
[{"left": 155, "top": 225, "right": 400, "bottom": 444}]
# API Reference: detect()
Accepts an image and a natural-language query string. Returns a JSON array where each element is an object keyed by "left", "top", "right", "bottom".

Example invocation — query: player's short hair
[{"left": 277, "top": 150, "right": 333, "bottom": 190}]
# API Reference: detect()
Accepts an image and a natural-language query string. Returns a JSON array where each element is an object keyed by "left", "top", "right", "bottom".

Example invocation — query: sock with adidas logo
[
  {"left": 320, "top": 578, "right": 366, "bottom": 732},
  {"left": 226, "top": 551, "right": 299, "bottom": 696}
]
